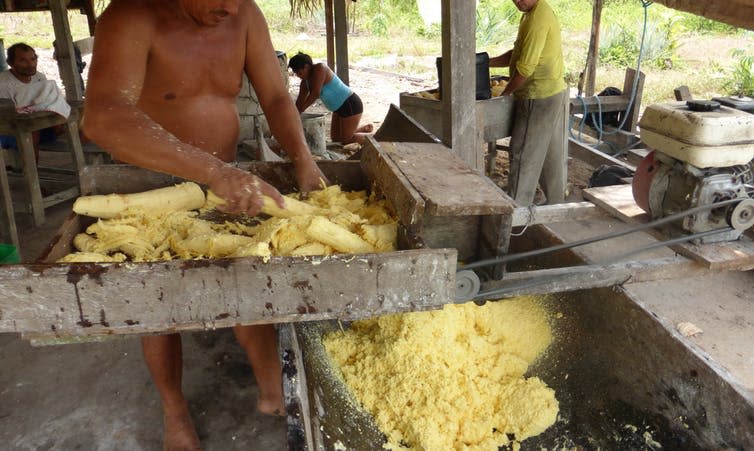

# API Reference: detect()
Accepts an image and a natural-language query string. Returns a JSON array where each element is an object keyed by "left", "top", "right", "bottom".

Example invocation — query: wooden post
[
  {"left": 82, "top": 0, "right": 97, "bottom": 36},
  {"left": 440, "top": 0, "right": 478, "bottom": 170},
  {"left": 324, "top": 0, "right": 335, "bottom": 69},
  {"left": 49, "top": 0, "right": 83, "bottom": 101},
  {"left": 17, "top": 131, "right": 45, "bottom": 226},
  {"left": 0, "top": 150, "right": 20, "bottom": 249},
  {"left": 584, "top": 0, "right": 603, "bottom": 97},
  {"left": 622, "top": 67, "right": 645, "bottom": 133},
  {"left": 333, "top": 0, "right": 349, "bottom": 85}
]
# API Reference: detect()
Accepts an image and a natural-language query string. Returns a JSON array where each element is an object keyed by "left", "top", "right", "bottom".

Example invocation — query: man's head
[
  {"left": 288, "top": 52, "right": 313, "bottom": 79},
  {"left": 180, "top": 0, "right": 241, "bottom": 26},
  {"left": 6, "top": 42, "right": 38, "bottom": 78},
  {"left": 512, "top": 0, "right": 538, "bottom": 12}
]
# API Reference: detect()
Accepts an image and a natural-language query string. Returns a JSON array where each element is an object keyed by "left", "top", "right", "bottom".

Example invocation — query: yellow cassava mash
[
  {"left": 59, "top": 183, "right": 397, "bottom": 262},
  {"left": 323, "top": 296, "right": 559, "bottom": 450}
]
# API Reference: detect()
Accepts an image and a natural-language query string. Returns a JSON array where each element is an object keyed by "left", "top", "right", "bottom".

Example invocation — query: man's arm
[
  {"left": 83, "top": 1, "right": 282, "bottom": 215},
  {"left": 489, "top": 50, "right": 512, "bottom": 68},
  {"left": 502, "top": 73, "right": 528, "bottom": 96},
  {"left": 243, "top": 2, "right": 324, "bottom": 192}
]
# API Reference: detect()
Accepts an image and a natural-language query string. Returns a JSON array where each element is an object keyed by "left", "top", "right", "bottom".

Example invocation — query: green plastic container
[{"left": 0, "top": 243, "right": 19, "bottom": 264}]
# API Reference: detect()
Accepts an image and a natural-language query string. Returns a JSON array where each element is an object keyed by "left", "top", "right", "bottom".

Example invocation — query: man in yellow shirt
[{"left": 490, "top": 0, "right": 567, "bottom": 205}]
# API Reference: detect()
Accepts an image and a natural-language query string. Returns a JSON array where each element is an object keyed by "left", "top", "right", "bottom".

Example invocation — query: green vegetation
[
  {"left": 724, "top": 49, "right": 754, "bottom": 97},
  {"left": 0, "top": 0, "right": 751, "bottom": 106}
]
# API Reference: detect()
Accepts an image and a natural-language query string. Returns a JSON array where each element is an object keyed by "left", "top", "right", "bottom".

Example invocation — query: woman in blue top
[{"left": 289, "top": 52, "right": 373, "bottom": 145}]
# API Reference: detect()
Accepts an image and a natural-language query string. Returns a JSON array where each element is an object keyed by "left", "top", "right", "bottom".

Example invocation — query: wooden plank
[
  {"left": 478, "top": 214, "right": 511, "bottom": 279},
  {"left": 625, "top": 147, "right": 650, "bottom": 167},
  {"left": 360, "top": 139, "right": 426, "bottom": 226},
  {"left": 621, "top": 67, "right": 644, "bottom": 132},
  {"left": 569, "top": 95, "right": 634, "bottom": 114},
  {"left": 41, "top": 186, "right": 79, "bottom": 209},
  {"left": 477, "top": 256, "right": 711, "bottom": 300},
  {"left": 0, "top": 249, "right": 457, "bottom": 336},
  {"left": 674, "top": 85, "right": 693, "bottom": 101},
  {"left": 511, "top": 201, "right": 604, "bottom": 227},
  {"left": 378, "top": 141, "right": 514, "bottom": 216},
  {"left": 583, "top": 184, "right": 754, "bottom": 271},
  {"left": 279, "top": 323, "right": 316, "bottom": 451},
  {"left": 568, "top": 137, "right": 636, "bottom": 171}
]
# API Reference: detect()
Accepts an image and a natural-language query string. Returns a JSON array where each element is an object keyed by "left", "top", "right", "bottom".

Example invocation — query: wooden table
[{"left": 0, "top": 105, "right": 86, "bottom": 250}]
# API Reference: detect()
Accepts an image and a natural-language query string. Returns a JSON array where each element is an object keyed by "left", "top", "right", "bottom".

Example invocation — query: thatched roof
[{"left": 653, "top": 0, "right": 754, "bottom": 31}]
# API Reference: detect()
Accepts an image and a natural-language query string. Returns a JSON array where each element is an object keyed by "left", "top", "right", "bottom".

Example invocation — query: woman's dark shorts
[{"left": 334, "top": 93, "right": 363, "bottom": 118}]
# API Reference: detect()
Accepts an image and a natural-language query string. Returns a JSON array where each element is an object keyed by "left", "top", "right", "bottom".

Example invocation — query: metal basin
[{"left": 281, "top": 277, "right": 754, "bottom": 450}]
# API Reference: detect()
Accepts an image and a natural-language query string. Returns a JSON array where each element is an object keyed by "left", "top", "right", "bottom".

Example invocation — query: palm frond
[{"left": 289, "top": 0, "right": 321, "bottom": 18}]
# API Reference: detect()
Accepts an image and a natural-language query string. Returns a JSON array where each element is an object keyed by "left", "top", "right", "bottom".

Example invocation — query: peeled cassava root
[
  {"left": 73, "top": 182, "right": 206, "bottom": 219},
  {"left": 72, "top": 182, "right": 320, "bottom": 219}
]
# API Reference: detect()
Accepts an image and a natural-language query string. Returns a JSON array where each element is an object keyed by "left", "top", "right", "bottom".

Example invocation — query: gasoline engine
[{"left": 632, "top": 100, "right": 754, "bottom": 243}]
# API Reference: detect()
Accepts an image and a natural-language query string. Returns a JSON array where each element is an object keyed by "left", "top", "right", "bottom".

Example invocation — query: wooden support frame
[{"left": 570, "top": 67, "right": 645, "bottom": 133}]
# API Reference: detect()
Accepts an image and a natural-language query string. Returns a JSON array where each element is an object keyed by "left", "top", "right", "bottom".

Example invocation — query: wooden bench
[{"left": 0, "top": 104, "right": 86, "bottom": 250}]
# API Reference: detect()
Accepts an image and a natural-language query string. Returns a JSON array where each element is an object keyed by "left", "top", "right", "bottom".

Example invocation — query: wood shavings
[{"left": 676, "top": 321, "right": 703, "bottom": 337}]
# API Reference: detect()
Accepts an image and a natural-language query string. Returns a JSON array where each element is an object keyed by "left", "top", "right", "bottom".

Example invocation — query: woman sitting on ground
[{"left": 289, "top": 52, "right": 373, "bottom": 145}]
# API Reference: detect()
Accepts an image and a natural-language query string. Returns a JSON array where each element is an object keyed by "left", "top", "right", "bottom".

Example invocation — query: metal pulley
[
  {"left": 455, "top": 270, "right": 481, "bottom": 302},
  {"left": 729, "top": 199, "right": 754, "bottom": 230}
]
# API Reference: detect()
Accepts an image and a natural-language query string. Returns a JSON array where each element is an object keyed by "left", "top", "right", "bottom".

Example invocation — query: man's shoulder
[{"left": 98, "top": 0, "right": 160, "bottom": 30}]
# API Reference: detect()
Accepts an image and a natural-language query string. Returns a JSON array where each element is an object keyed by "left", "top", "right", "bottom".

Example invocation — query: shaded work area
[{"left": 1, "top": 1, "right": 754, "bottom": 450}]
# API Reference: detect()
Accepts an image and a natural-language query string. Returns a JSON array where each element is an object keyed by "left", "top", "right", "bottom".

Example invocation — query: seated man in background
[{"left": 0, "top": 42, "right": 70, "bottom": 164}]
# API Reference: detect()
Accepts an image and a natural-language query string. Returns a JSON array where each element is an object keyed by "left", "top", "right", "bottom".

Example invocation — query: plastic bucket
[
  {"left": 301, "top": 112, "right": 327, "bottom": 156},
  {"left": 436, "top": 52, "right": 491, "bottom": 100},
  {"left": 0, "top": 243, "right": 19, "bottom": 264}
]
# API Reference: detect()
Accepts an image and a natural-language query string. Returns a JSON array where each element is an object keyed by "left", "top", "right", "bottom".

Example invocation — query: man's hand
[
  {"left": 294, "top": 157, "right": 329, "bottom": 193},
  {"left": 15, "top": 103, "right": 35, "bottom": 114},
  {"left": 208, "top": 165, "right": 284, "bottom": 216}
]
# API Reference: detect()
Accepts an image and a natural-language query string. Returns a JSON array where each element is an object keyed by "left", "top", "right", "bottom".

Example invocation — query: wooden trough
[{"left": 0, "top": 138, "right": 518, "bottom": 343}]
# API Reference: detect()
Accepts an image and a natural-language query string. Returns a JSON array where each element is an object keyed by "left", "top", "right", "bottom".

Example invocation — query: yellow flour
[{"left": 323, "top": 296, "right": 559, "bottom": 450}]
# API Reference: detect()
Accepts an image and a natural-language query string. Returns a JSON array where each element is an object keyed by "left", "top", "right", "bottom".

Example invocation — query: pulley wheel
[
  {"left": 455, "top": 270, "right": 481, "bottom": 302},
  {"left": 729, "top": 199, "right": 754, "bottom": 230}
]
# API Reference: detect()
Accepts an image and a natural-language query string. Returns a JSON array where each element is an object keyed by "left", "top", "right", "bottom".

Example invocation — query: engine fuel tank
[{"left": 639, "top": 102, "right": 754, "bottom": 167}]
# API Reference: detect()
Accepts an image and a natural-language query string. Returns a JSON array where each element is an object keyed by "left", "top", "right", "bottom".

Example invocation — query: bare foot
[
  {"left": 357, "top": 123, "right": 374, "bottom": 133},
  {"left": 257, "top": 393, "right": 285, "bottom": 416},
  {"left": 163, "top": 410, "right": 201, "bottom": 451}
]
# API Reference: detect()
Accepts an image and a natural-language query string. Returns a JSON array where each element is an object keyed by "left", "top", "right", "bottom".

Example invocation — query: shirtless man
[{"left": 83, "top": 1, "right": 323, "bottom": 449}]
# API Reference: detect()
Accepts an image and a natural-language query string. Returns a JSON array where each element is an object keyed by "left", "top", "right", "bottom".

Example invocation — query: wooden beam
[
  {"left": 570, "top": 95, "right": 636, "bottom": 114},
  {"left": 333, "top": 0, "right": 349, "bottom": 85},
  {"left": 0, "top": 150, "right": 19, "bottom": 250},
  {"left": 511, "top": 201, "right": 604, "bottom": 227},
  {"left": 49, "top": 0, "right": 83, "bottom": 101},
  {"left": 568, "top": 137, "right": 636, "bottom": 171},
  {"left": 476, "top": 256, "right": 717, "bottom": 300},
  {"left": 583, "top": 0, "right": 603, "bottom": 96},
  {"left": 324, "top": 0, "right": 335, "bottom": 69},
  {"left": 621, "top": 67, "right": 644, "bottom": 132},
  {"left": 440, "top": 0, "right": 478, "bottom": 170},
  {"left": 652, "top": 0, "right": 754, "bottom": 32},
  {"left": 0, "top": 249, "right": 457, "bottom": 336},
  {"left": 582, "top": 184, "right": 754, "bottom": 271}
]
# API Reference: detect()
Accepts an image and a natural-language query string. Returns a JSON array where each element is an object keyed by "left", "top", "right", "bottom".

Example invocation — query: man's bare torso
[{"left": 136, "top": 2, "right": 249, "bottom": 162}]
